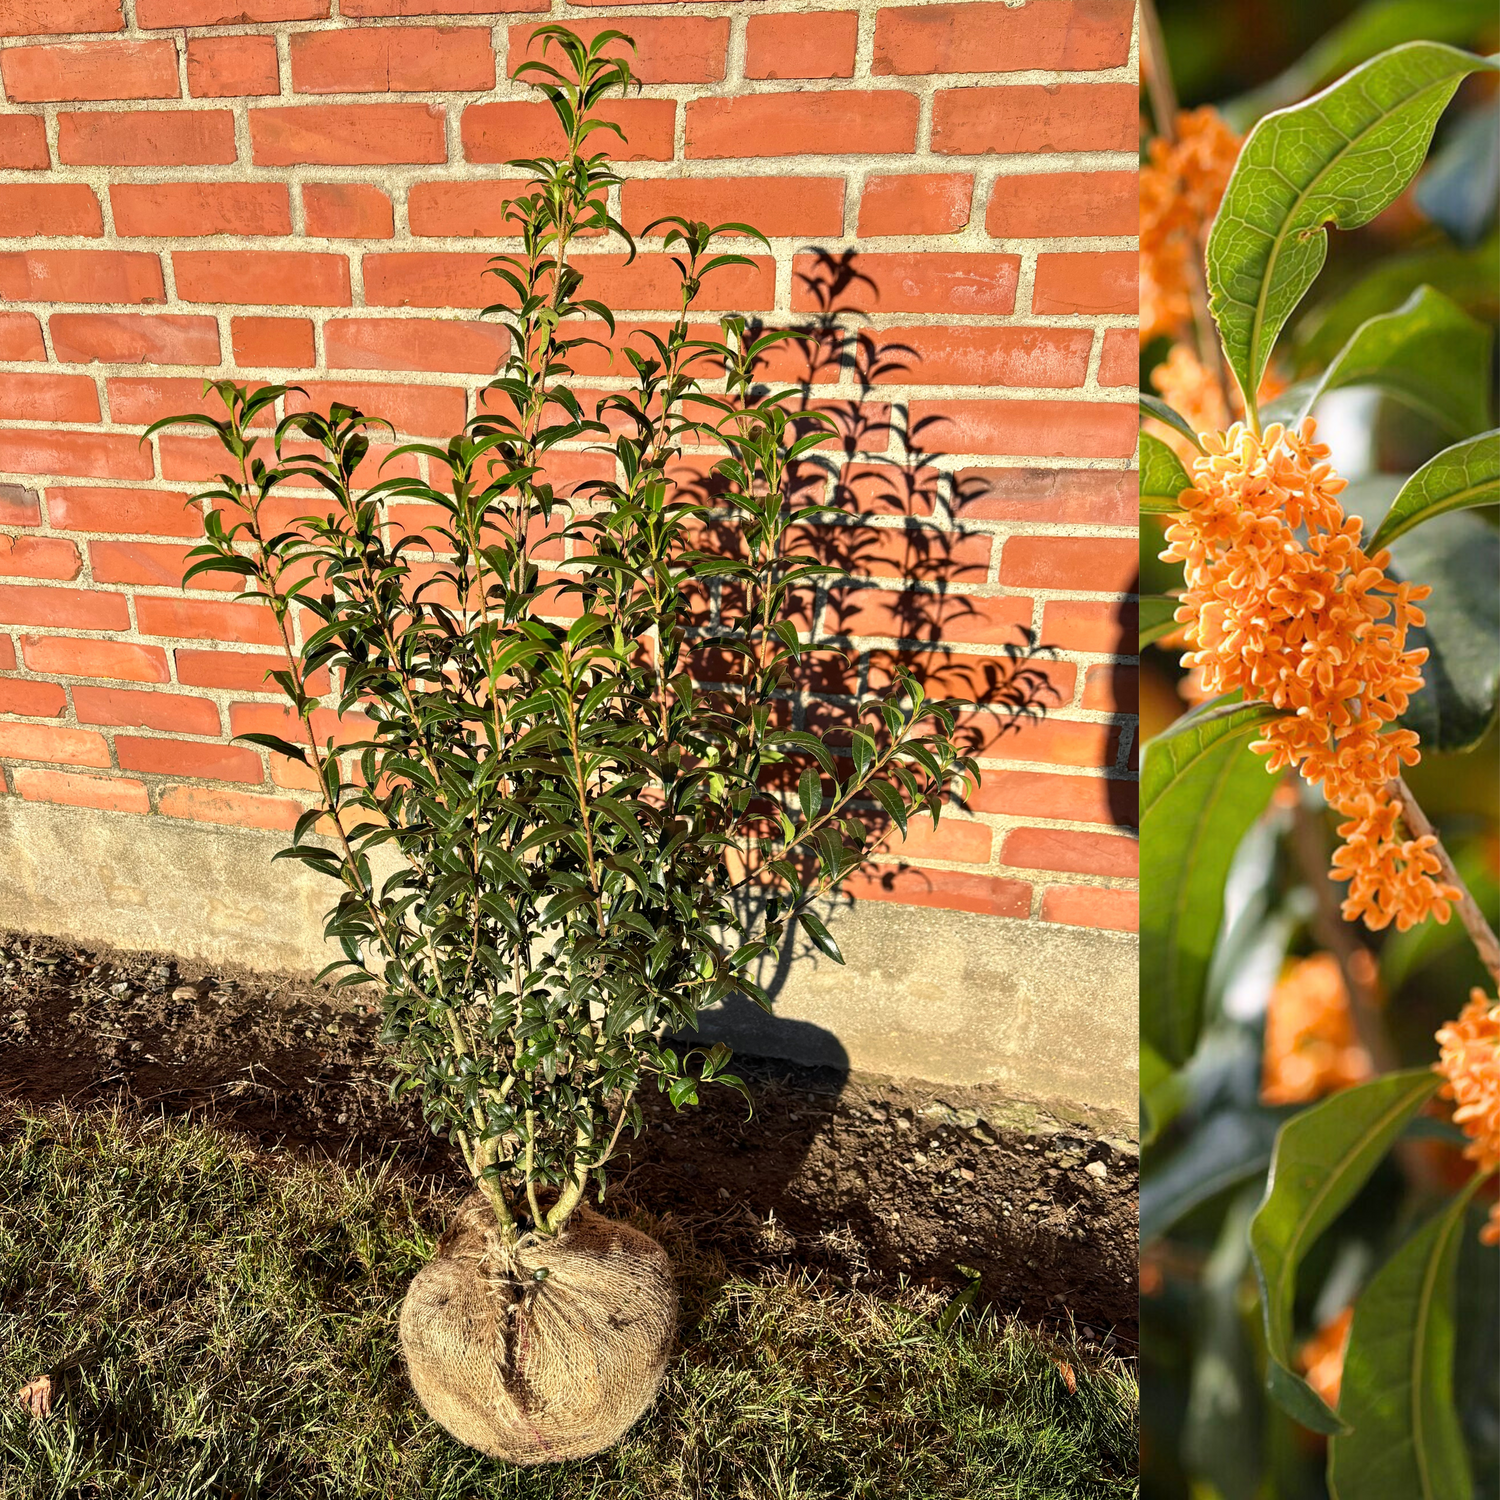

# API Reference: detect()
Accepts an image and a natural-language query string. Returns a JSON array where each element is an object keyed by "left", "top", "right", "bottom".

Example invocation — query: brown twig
[{"left": 1391, "top": 776, "right": 1500, "bottom": 988}]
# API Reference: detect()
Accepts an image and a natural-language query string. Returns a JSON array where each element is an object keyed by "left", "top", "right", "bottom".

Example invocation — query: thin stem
[{"left": 1391, "top": 776, "right": 1500, "bottom": 988}]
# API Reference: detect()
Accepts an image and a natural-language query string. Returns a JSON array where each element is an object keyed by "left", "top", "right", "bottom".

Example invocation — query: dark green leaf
[
  {"left": 797, "top": 908, "right": 843, "bottom": 964},
  {"left": 1140, "top": 432, "right": 1192, "bottom": 510},
  {"left": 1370, "top": 430, "right": 1500, "bottom": 550},
  {"left": 1139, "top": 595, "right": 1183, "bottom": 650}
]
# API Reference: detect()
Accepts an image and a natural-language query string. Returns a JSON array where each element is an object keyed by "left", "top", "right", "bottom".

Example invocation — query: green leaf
[
  {"left": 1141, "top": 1107, "right": 1281, "bottom": 1243},
  {"left": 1141, "top": 702, "right": 1280, "bottom": 1066},
  {"left": 1206, "top": 42, "right": 1498, "bottom": 419},
  {"left": 1391, "top": 511, "right": 1500, "bottom": 751},
  {"left": 796, "top": 766, "right": 822, "bottom": 829},
  {"left": 1140, "top": 432, "right": 1192, "bottom": 511},
  {"left": 1139, "top": 1039, "right": 1187, "bottom": 1147},
  {"left": 798, "top": 908, "right": 843, "bottom": 964},
  {"left": 1140, "top": 393, "right": 1205, "bottom": 451},
  {"left": 1249, "top": 1069, "right": 1440, "bottom": 1435},
  {"left": 1370, "top": 430, "right": 1500, "bottom": 550},
  {"left": 1328, "top": 1176, "right": 1485, "bottom": 1500},
  {"left": 1279, "top": 286, "right": 1493, "bottom": 437},
  {"left": 1138, "top": 595, "right": 1183, "bottom": 650}
]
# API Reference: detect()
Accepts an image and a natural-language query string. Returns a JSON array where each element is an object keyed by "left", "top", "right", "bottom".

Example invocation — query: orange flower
[
  {"left": 1162, "top": 417, "right": 1460, "bottom": 932},
  {"left": 1434, "top": 989, "right": 1500, "bottom": 1245},
  {"left": 1298, "top": 1305, "right": 1353, "bottom": 1410},
  {"left": 1261, "top": 954, "right": 1375, "bottom": 1105},
  {"left": 1148, "top": 344, "right": 1286, "bottom": 464},
  {"left": 1140, "top": 108, "right": 1241, "bottom": 346}
]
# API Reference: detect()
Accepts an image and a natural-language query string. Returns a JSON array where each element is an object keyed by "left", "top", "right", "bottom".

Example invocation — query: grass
[{"left": 0, "top": 1103, "right": 1138, "bottom": 1500}]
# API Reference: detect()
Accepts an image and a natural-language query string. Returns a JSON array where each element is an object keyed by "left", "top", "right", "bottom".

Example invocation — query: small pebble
[
  {"left": 110, "top": 982, "right": 130, "bottom": 996},
  {"left": 172, "top": 986, "right": 198, "bottom": 1002},
  {"left": 894, "top": 1118, "right": 911, "bottom": 1132},
  {"left": 1085, "top": 1161, "right": 1108, "bottom": 1180}
]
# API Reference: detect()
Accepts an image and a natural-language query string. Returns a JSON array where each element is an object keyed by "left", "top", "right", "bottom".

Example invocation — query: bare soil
[{"left": 0, "top": 929, "right": 1137, "bottom": 1345}]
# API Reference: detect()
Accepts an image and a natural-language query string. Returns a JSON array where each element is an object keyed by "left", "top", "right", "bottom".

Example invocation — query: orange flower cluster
[
  {"left": 1162, "top": 417, "right": 1460, "bottom": 931},
  {"left": 1261, "top": 953, "right": 1374, "bottom": 1105},
  {"left": 1140, "top": 107, "right": 1241, "bottom": 346},
  {"left": 1434, "top": 989, "right": 1500, "bottom": 1245}
]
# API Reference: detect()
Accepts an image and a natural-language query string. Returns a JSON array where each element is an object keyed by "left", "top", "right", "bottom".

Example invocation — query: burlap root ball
[{"left": 399, "top": 1190, "right": 677, "bottom": 1464}]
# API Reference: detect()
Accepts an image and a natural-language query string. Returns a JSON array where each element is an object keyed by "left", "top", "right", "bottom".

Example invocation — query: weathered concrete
[{"left": 0, "top": 798, "right": 1137, "bottom": 1125}]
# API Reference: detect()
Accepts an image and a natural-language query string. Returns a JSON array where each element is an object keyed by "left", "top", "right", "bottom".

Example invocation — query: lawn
[{"left": 0, "top": 1103, "right": 1138, "bottom": 1499}]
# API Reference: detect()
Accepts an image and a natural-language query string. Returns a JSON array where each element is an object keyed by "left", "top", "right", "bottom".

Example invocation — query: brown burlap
[{"left": 398, "top": 1190, "right": 677, "bottom": 1464}]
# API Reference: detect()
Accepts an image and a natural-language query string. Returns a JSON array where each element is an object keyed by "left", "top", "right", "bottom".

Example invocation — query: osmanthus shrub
[
  {"left": 1136, "top": 16, "right": 1499, "bottom": 1500},
  {"left": 148, "top": 28, "right": 975, "bottom": 1464}
]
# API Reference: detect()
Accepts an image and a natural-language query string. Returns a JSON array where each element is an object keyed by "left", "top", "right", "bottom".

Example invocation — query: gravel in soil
[{"left": 0, "top": 930, "right": 1138, "bottom": 1345}]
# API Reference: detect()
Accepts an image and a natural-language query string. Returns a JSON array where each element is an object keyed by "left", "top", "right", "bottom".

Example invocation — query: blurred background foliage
[{"left": 1140, "top": 3, "right": 1500, "bottom": 1497}]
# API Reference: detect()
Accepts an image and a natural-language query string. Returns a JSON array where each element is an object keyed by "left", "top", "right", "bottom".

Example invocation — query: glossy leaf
[
  {"left": 1140, "top": 393, "right": 1204, "bottom": 451},
  {"left": 1328, "top": 1176, "right": 1486, "bottom": 1500},
  {"left": 1250, "top": 1069, "right": 1440, "bottom": 1435},
  {"left": 1138, "top": 595, "right": 1183, "bottom": 651},
  {"left": 1370, "top": 429, "right": 1500, "bottom": 549},
  {"left": 1140, "top": 432, "right": 1192, "bottom": 511},
  {"left": 1141, "top": 702, "right": 1280, "bottom": 1067},
  {"left": 1140, "top": 1107, "right": 1281, "bottom": 1243},
  {"left": 1207, "top": 42, "right": 1498, "bottom": 418}
]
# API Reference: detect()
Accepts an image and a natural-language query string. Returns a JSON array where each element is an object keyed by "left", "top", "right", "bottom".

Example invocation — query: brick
[
  {"left": 117, "top": 734, "right": 262, "bottom": 782},
  {"left": 688, "top": 91, "right": 917, "bottom": 159},
  {"left": 186, "top": 35, "right": 279, "bottom": 97},
  {"left": 1002, "top": 825, "right": 1136, "bottom": 878},
  {"left": 251, "top": 104, "right": 446, "bottom": 166},
  {"left": 907, "top": 398, "right": 1136, "bottom": 458},
  {"left": 0, "top": 535, "right": 82, "bottom": 579},
  {"left": 970, "top": 769, "right": 1133, "bottom": 825},
  {"left": 0, "top": 372, "right": 99, "bottom": 422},
  {"left": 344, "top": 0, "right": 545, "bottom": 12},
  {"left": 303, "top": 183, "right": 393, "bottom": 240},
  {"left": 847, "top": 863, "right": 1031, "bottom": 920},
  {"left": 1041, "top": 885, "right": 1136, "bottom": 931},
  {"left": 0, "top": 482, "right": 40, "bottom": 523},
  {"left": 0, "top": 677, "right": 66, "bottom": 716},
  {"left": 986, "top": 169, "right": 1136, "bottom": 238},
  {"left": 0, "top": 636, "right": 12, "bottom": 668},
  {"left": 11, "top": 767, "right": 149, "bottom": 813},
  {"left": 47, "top": 486, "right": 200, "bottom": 536},
  {"left": 0, "top": 583, "right": 128, "bottom": 629},
  {"left": 174, "top": 647, "right": 282, "bottom": 690},
  {"left": 0, "top": 115, "right": 49, "bottom": 170},
  {"left": 50, "top": 313, "right": 219, "bottom": 367},
  {"left": 825, "top": 586, "right": 1031, "bottom": 645},
  {"left": 291, "top": 26, "right": 492, "bottom": 92},
  {"left": 324, "top": 317, "right": 508, "bottom": 374},
  {"left": 0, "top": 430, "right": 152, "bottom": 481},
  {"left": 111, "top": 182, "right": 291, "bottom": 238},
  {"left": 106, "top": 376, "right": 271, "bottom": 427},
  {"left": 791, "top": 252, "right": 1018, "bottom": 315},
  {"left": 406, "top": 180, "right": 527, "bottom": 238},
  {"left": 746, "top": 12, "right": 858, "bottom": 79},
  {"left": 174, "top": 251, "right": 350, "bottom": 307},
  {"left": 932, "top": 84, "right": 1137, "bottom": 156},
  {"left": 74, "top": 683, "right": 220, "bottom": 735},
  {"left": 463, "top": 100, "right": 674, "bottom": 163},
  {"left": 283, "top": 381, "right": 465, "bottom": 436},
  {"left": 22, "top": 633, "right": 169, "bottom": 681},
  {"left": 58, "top": 110, "right": 237, "bottom": 167},
  {"left": 134, "top": 595, "right": 279, "bottom": 644},
  {"left": 1, "top": 40, "right": 178, "bottom": 102},
  {"left": 1082, "top": 663, "right": 1137, "bottom": 713},
  {"left": 800, "top": 521, "right": 991, "bottom": 583},
  {"left": 966, "top": 710, "right": 1119, "bottom": 763},
  {"left": 1000, "top": 536, "right": 1137, "bottom": 593},
  {"left": 87, "top": 538, "right": 232, "bottom": 592},
  {"left": 622, "top": 178, "right": 845, "bottom": 239},
  {"left": 230, "top": 316, "right": 315, "bottom": 368},
  {"left": 1041, "top": 598, "right": 1136, "bottom": 653},
  {"left": 831, "top": 464, "right": 939, "bottom": 519},
  {"left": 0, "top": 249, "right": 164, "bottom": 304},
  {"left": 955, "top": 468, "right": 1135, "bottom": 525},
  {"left": 1097, "top": 328, "right": 1136, "bottom": 387},
  {"left": 0, "top": 721, "right": 109, "bottom": 766},
  {"left": 0, "top": 312, "right": 45, "bottom": 360},
  {"left": 857, "top": 173, "right": 972, "bottom": 237},
  {"left": 508, "top": 17, "right": 727, "bottom": 84},
  {"left": 136, "top": 0, "right": 326, "bottom": 22},
  {"left": 0, "top": 0, "right": 123, "bottom": 34},
  {"left": 158, "top": 782, "right": 301, "bottom": 829},
  {"left": 364, "top": 251, "right": 774, "bottom": 311},
  {"left": 156, "top": 432, "right": 275, "bottom": 481},
  {"left": 865, "top": 646, "right": 1075, "bottom": 705},
  {"left": 0, "top": 183, "right": 102, "bottom": 237},
  {"left": 858, "top": 809, "right": 992, "bottom": 863},
  {"left": 871, "top": 326, "right": 1091, "bottom": 388},
  {"left": 1033, "top": 252, "right": 1136, "bottom": 316},
  {"left": 876, "top": 0, "right": 1132, "bottom": 74}
]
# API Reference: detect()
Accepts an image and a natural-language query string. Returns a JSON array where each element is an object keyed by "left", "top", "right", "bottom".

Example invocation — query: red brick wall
[{"left": 0, "top": 0, "right": 1139, "bottom": 935}]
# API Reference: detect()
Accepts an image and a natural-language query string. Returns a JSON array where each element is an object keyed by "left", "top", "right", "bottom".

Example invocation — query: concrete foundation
[{"left": 0, "top": 798, "right": 1137, "bottom": 1126}]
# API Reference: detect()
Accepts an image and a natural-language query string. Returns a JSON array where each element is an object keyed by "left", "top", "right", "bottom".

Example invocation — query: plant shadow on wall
[{"left": 676, "top": 246, "right": 1074, "bottom": 1048}]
